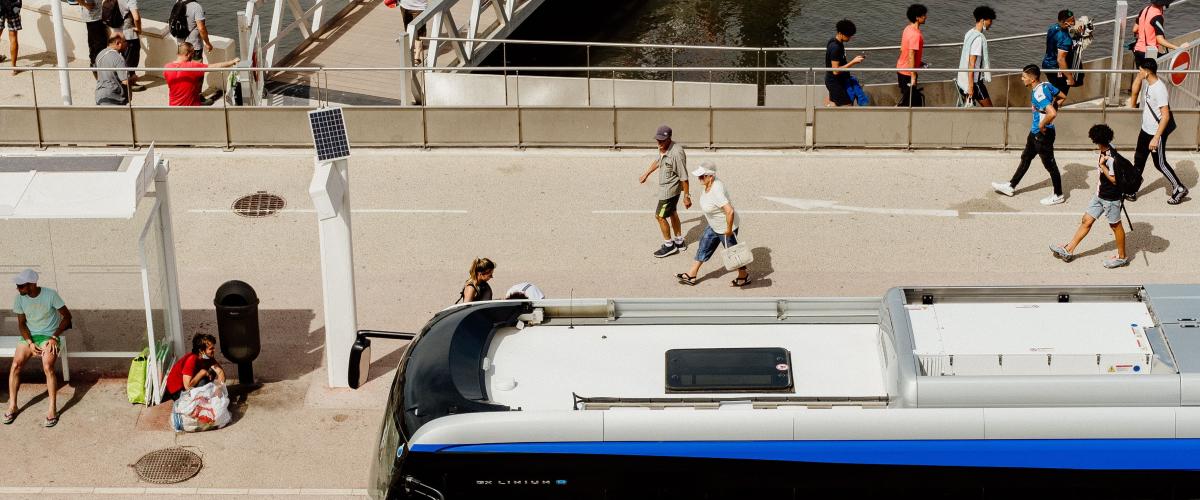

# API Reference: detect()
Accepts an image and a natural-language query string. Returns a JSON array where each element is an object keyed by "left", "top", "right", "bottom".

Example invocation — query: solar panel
[{"left": 308, "top": 107, "right": 351, "bottom": 162}]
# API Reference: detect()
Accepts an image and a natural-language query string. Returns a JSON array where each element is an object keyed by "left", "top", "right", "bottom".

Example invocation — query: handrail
[
  {"left": 423, "top": 0, "right": 1193, "bottom": 54},
  {"left": 15, "top": 66, "right": 1178, "bottom": 74}
]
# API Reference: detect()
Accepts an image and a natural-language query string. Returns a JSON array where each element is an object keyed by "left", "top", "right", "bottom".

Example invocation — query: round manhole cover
[
  {"left": 134, "top": 448, "right": 203, "bottom": 484},
  {"left": 232, "top": 191, "right": 286, "bottom": 217}
]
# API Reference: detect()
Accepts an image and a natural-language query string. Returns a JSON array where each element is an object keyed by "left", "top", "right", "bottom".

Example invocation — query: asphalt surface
[{"left": 1, "top": 146, "right": 1198, "bottom": 497}]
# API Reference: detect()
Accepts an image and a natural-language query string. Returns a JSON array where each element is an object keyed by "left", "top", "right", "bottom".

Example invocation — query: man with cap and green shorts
[
  {"left": 5, "top": 268, "right": 72, "bottom": 427},
  {"left": 639, "top": 125, "right": 691, "bottom": 257}
]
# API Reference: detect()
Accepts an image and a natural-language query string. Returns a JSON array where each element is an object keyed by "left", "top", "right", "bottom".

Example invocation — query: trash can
[{"left": 214, "top": 280, "right": 261, "bottom": 384}]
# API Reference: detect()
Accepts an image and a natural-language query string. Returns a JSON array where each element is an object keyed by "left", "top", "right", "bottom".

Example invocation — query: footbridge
[{"left": 244, "top": 0, "right": 545, "bottom": 104}]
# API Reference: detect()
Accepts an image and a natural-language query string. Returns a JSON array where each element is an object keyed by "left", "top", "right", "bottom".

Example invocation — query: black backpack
[
  {"left": 101, "top": 0, "right": 125, "bottom": 30},
  {"left": 1111, "top": 148, "right": 1143, "bottom": 197},
  {"left": 169, "top": 0, "right": 194, "bottom": 40}
]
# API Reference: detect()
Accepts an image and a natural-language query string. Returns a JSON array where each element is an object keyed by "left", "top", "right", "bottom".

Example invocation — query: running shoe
[
  {"left": 991, "top": 181, "right": 1015, "bottom": 197},
  {"left": 1169, "top": 188, "right": 1189, "bottom": 205},
  {"left": 653, "top": 244, "right": 678, "bottom": 258},
  {"left": 673, "top": 239, "right": 687, "bottom": 251},
  {"left": 1049, "top": 244, "right": 1075, "bottom": 262},
  {"left": 1040, "top": 194, "right": 1066, "bottom": 206},
  {"left": 1103, "top": 257, "right": 1131, "bottom": 269}
]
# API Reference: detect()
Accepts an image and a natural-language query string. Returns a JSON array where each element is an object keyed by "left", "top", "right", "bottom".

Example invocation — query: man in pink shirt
[
  {"left": 896, "top": 3, "right": 927, "bottom": 107},
  {"left": 163, "top": 42, "right": 238, "bottom": 106}
]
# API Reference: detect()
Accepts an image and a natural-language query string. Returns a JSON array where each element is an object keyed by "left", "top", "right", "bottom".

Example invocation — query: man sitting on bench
[{"left": 5, "top": 269, "right": 72, "bottom": 428}]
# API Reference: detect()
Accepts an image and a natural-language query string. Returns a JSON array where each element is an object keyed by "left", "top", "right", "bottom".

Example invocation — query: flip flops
[
  {"left": 2, "top": 412, "right": 14, "bottom": 425},
  {"left": 43, "top": 416, "right": 59, "bottom": 428},
  {"left": 731, "top": 276, "right": 752, "bottom": 287},
  {"left": 675, "top": 273, "right": 697, "bottom": 286}
]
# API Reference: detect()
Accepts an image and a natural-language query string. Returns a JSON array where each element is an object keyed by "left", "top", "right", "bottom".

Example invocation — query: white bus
[{"left": 350, "top": 285, "right": 1200, "bottom": 499}]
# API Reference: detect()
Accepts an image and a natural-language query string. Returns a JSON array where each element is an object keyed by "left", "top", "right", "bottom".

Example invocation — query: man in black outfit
[
  {"left": 825, "top": 19, "right": 865, "bottom": 107},
  {"left": 76, "top": 0, "right": 108, "bottom": 67}
]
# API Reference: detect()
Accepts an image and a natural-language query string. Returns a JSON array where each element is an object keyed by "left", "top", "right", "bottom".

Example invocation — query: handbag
[
  {"left": 721, "top": 234, "right": 754, "bottom": 272},
  {"left": 127, "top": 347, "right": 148, "bottom": 405}
]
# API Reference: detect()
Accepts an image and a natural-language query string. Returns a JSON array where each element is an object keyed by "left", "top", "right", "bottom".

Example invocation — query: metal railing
[{"left": 3, "top": 65, "right": 1198, "bottom": 150}]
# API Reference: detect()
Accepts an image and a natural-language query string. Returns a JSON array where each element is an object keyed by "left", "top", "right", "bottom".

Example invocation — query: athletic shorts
[
  {"left": 1086, "top": 196, "right": 1123, "bottom": 225},
  {"left": 655, "top": 194, "right": 680, "bottom": 219},
  {"left": 968, "top": 81, "right": 990, "bottom": 103}
]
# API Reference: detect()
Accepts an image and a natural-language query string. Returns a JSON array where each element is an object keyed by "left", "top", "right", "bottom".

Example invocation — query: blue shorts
[
  {"left": 695, "top": 226, "right": 738, "bottom": 262},
  {"left": 1086, "top": 196, "right": 1123, "bottom": 225}
]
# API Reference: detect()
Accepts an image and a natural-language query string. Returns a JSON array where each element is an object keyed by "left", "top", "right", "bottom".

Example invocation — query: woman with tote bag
[{"left": 675, "top": 161, "right": 752, "bottom": 287}]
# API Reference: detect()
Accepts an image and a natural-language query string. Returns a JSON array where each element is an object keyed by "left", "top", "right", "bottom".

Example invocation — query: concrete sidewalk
[{"left": 2, "top": 147, "right": 1198, "bottom": 496}]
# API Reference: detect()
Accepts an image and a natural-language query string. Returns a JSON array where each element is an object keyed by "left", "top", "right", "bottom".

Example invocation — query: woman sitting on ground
[
  {"left": 164, "top": 333, "right": 226, "bottom": 400},
  {"left": 458, "top": 257, "right": 496, "bottom": 303}
]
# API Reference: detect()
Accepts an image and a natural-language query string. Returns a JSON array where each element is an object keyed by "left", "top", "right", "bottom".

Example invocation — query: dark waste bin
[{"left": 214, "top": 280, "right": 261, "bottom": 384}]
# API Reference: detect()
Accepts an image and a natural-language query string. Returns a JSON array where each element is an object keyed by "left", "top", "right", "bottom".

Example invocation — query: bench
[{"left": 0, "top": 315, "right": 70, "bottom": 382}]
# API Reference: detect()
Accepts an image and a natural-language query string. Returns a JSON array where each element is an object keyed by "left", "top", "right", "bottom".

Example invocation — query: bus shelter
[{"left": 0, "top": 146, "right": 183, "bottom": 405}]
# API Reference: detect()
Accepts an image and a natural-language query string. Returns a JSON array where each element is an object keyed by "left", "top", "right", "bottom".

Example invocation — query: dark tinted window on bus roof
[{"left": 665, "top": 348, "right": 792, "bottom": 392}]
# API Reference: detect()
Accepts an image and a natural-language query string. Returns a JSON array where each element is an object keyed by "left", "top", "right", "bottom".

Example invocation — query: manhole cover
[
  {"left": 133, "top": 448, "right": 203, "bottom": 484},
  {"left": 232, "top": 191, "right": 286, "bottom": 217}
]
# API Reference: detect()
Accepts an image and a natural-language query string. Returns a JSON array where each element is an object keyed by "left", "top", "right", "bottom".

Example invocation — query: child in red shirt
[{"left": 165, "top": 333, "right": 225, "bottom": 400}]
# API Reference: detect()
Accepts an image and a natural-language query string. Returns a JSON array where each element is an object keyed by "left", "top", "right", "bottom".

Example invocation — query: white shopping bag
[
  {"left": 172, "top": 382, "right": 232, "bottom": 432},
  {"left": 721, "top": 235, "right": 754, "bottom": 271}
]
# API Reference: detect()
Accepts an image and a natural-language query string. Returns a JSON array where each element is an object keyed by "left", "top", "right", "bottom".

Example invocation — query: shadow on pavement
[
  {"left": 1071, "top": 222, "right": 1170, "bottom": 260},
  {"left": 1015, "top": 162, "right": 1090, "bottom": 198},
  {"left": 1141, "top": 160, "right": 1196, "bottom": 197}
]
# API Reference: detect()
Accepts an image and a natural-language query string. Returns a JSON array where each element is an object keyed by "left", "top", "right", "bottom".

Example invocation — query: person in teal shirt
[{"left": 5, "top": 269, "right": 72, "bottom": 427}]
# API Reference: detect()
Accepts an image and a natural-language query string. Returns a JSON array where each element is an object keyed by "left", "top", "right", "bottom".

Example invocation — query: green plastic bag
[{"left": 127, "top": 348, "right": 149, "bottom": 405}]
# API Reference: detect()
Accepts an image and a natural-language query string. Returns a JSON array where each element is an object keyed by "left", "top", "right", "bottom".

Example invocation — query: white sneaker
[
  {"left": 991, "top": 181, "right": 1015, "bottom": 197},
  {"left": 1040, "top": 194, "right": 1066, "bottom": 206}
]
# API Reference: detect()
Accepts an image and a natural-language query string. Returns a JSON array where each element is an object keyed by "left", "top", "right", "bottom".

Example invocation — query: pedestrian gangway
[{"left": 243, "top": 0, "right": 546, "bottom": 105}]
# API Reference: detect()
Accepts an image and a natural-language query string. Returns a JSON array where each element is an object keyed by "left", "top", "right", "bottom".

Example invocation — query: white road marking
[
  {"left": 188, "top": 209, "right": 467, "bottom": 214},
  {"left": 763, "top": 196, "right": 960, "bottom": 217},
  {"left": 591, "top": 209, "right": 851, "bottom": 215},
  {"left": 0, "top": 486, "right": 368, "bottom": 496}
]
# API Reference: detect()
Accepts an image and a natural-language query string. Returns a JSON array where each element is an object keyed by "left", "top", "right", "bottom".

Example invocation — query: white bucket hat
[{"left": 12, "top": 268, "right": 38, "bottom": 285}]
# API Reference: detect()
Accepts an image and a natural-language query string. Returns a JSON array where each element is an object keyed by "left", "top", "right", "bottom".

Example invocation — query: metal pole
[
  {"left": 49, "top": 0, "right": 73, "bottom": 104},
  {"left": 31, "top": 71, "right": 45, "bottom": 149},
  {"left": 223, "top": 70, "right": 233, "bottom": 150},
  {"left": 1108, "top": 1, "right": 1129, "bottom": 105},
  {"left": 906, "top": 71, "right": 915, "bottom": 150},
  {"left": 670, "top": 49, "right": 675, "bottom": 106}
]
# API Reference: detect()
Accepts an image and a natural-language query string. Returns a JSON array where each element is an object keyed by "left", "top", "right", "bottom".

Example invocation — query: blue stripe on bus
[{"left": 408, "top": 440, "right": 1200, "bottom": 470}]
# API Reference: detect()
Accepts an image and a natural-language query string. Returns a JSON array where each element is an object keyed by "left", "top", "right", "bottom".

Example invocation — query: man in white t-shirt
[
  {"left": 956, "top": 6, "right": 995, "bottom": 107},
  {"left": 1129, "top": 58, "right": 1187, "bottom": 204}
]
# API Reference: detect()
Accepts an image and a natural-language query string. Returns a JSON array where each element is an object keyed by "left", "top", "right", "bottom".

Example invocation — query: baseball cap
[
  {"left": 691, "top": 161, "right": 717, "bottom": 178},
  {"left": 12, "top": 268, "right": 38, "bottom": 285},
  {"left": 654, "top": 125, "right": 672, "bottom": 141}
]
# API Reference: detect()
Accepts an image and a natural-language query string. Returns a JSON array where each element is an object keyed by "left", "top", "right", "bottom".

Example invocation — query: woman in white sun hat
[{"left": 675, "top": 161, "right": 751, "bottom": 287}]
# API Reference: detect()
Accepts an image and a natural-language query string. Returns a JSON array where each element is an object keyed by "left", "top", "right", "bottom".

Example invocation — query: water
[{"left": 493, "top": 0, "right": 1200, "bottom": 84}]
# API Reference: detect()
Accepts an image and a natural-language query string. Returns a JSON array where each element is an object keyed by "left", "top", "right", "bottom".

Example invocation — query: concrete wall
[
  {"left": 424, "top": 73, "right": 758, "bottom": 108},
  {"left": 7, "top": 104, "right": 1195, "bottom": 150},
  {"left": 16, "top": 0, "right": 236, "bottom": 89}
]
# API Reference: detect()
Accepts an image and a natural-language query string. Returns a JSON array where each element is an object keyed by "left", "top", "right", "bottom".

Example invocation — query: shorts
[
  {"left": 1046, "top": 73, "right": 1071, "bottom": 95},
  {"left": 1, "top": 13, "right": 20, "bottom": 31},
  {"left": 655, "top": 194, "right": 680, "bottom": 219},
  {"left": 27, "top": 334, "right": 55, "bottom": 347},
  {"left": 961, "top": 80, "right": 989, "bottom": 103},
  {"left": 190, "top": 49, "right": 203, "bottom": 62},
  {"left": 1086, "top": 196, "right": 1123, "bottom": 225},
  {"left": 695, "top": 226, "right": 738, "bottom": 263},
  {"left": 825, "top": 78, "right": 852, "bottom": 106}
]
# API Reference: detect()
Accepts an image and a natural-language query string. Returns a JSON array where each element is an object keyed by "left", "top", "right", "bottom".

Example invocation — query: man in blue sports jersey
[
  {"left": 993, "top": 65, "right": 1068, "bottom": 205},
  {"left": 1043, "top": 9, "right": 1077, "bottom": 95}
]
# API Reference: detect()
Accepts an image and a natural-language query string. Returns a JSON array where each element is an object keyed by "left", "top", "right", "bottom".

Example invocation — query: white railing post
[
  {"left": 1109, "top": 1, "right": 1129, "bottom": 105},
  {"left": 266, "top": 0, "right": 286, "bottom": 65},
  {"left": 398, "top": 31, "right": 413, "bottom": 106},
  {"left": 467, "top": 0, "right": 482, "bottom": 59},
  {"left": 49, "top": 0, "right": 72, "bottom": 105}
]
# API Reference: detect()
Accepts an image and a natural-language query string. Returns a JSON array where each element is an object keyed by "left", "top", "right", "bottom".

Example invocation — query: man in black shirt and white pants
[
  {"left": 1129, "top": 58, "right": 1187, "bottom": 204},
  {"left": 1050, "top": 124, "right": 1131, "bottom": 268}
]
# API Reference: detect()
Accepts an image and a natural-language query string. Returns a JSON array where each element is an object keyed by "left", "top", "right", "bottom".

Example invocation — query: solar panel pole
[{"left": 309, "top": 157, "right": 357, "bottom": 388}]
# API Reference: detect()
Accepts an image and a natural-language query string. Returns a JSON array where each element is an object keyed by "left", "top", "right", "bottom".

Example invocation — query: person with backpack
[
  {"left": 824, "top": 19, "right": 865, "bottom": 107},
  {"left": 956, "top": 6, "right": 995, "bottom": 107},
  {"left": 992, "top": 65, "right": 1067, "bottom": 205},
  {"left": 76, "top": 0, "right": 108, "bottom": 67},
  {"left": 1129, "top": 58, "right": 1188, "bottom": 204},
  {"left": 170, "top": 0, "right": 209, "bottom": 61},
  {"left": 1131, "top": 0, "right": 1188, "bottom": 68},
  {"left": 458, "top": 258, "right": 495, "bottom": 304},
  {"left": 1049, "top": 124, "right": 1133, "bottom": 269}
]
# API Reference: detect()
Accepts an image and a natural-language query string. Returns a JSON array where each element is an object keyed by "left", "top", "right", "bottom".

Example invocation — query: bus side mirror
[
  {"left": 348, "top": 335, "right": 371, "bottom": 389},
  {"left": 348, "top": 330, "right": 417, "bottom": 389}
]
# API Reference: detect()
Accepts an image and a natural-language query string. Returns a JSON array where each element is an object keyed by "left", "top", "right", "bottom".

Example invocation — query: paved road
[{"left": 1, "top": 146, "right": 1197, "bottom": 496}]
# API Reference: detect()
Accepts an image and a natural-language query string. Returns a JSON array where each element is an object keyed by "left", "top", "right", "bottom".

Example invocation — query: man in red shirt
[
  {"left": 896, "top": 4, "right": 928, "bottom": 107},
  {"left": 164, "top": 42, "right": 239, "bottom": 106},
  {"left": 165, "top": 333, "right": 225, "bottom": 400}
]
